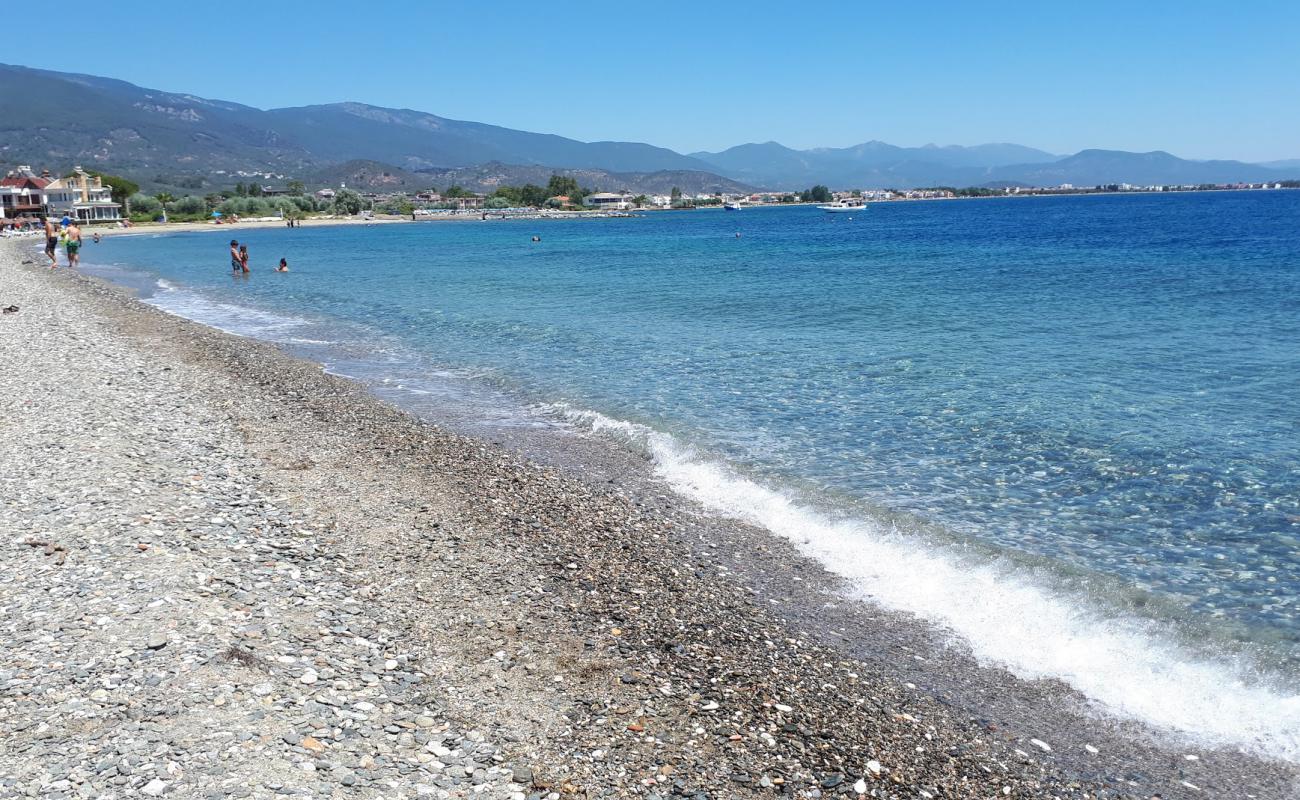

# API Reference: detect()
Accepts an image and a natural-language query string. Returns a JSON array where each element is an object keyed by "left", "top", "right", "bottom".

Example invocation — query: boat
[
  {"left": 724, "top": 201, "right": 742, "bottom": 211},
  {"left": 818, "top": 200, "right": 866, "bottom": 213}
]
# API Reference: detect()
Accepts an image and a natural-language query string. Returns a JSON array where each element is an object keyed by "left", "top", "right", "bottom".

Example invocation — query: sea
[{"left": 82, "top": 191, "right": 1300, "bottom": 762}]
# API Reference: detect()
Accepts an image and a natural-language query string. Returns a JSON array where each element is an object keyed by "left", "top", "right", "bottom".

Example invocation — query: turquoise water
[{"left": 88, "top": 192, "right": 1300, "bottom": 758}]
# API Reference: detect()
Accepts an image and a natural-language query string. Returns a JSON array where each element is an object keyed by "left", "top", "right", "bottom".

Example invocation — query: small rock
[
  {"left": 141, "top": 778, "right": 168, "bottom": 796},
  {"left": 146, "top": 633, "right": 168, "bottom": 650}
]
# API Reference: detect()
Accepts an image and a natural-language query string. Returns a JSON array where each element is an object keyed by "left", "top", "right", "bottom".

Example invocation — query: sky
[{"left": 17, "top": 1, "right": 1300, "bottom": 161}]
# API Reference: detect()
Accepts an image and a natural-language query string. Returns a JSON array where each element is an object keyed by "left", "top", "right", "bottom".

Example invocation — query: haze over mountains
[{"left": 3, "top": 63, "right": 1297, "bottom": 193}]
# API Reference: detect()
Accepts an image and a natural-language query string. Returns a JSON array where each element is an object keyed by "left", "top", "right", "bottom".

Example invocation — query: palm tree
[{"left": 155, "top": 193, "right": 176, "bottom": 223}]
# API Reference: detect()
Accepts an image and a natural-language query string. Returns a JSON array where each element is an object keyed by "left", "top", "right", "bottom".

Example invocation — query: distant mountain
[
  {"left": 0, "top": 63, "right": 718, "bottom": 181},
  {"left": 303, "top": 160, "right": 427, "bottom": 191},
  {"left": 691, "top": 140, "right": 1300, "bottom": 189},
  {"left": 690, "top": 140, "right": 1060, "bottom": 187},
  {"left": 0, "top": 63, "right": 311, "bottom": 174},
  {"left": 410, "top": 162, "right": 756, "bottom": 196},
  {"left": 987, "top": 149, "right": 1300, "bottom": 187},
  {"left": 262, "top": 103, "right": 716, "bottom": 173},
  {"left": 3, "top": 63, "right": 1296, "bottom": 193},
  {"left": 1258, "top": 158, "right": 1300, "bottom": 170}
]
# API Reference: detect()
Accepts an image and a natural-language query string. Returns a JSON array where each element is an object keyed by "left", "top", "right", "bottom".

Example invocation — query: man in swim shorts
[
  {"left": 43, "top": 217, "right": 59, "bottom": 267},
  {"left": 65, "top": 222, "right": 83, "bottom": 268},
  {"left": 230, "top": 239, "right": 242, "bottom": 272}
]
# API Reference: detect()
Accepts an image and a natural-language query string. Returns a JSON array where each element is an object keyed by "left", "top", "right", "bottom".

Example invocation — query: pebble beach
[{"left": 2, "top": 239, "right": 1296, "bottom": 800}]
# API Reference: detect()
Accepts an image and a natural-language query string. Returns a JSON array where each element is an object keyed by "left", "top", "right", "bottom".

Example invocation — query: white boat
[
  {"left": 724, "top": 202, "right": 742, "bottom": 210},
  {"left": 818, "top": 200, "right": 866, "bottom": 212}
]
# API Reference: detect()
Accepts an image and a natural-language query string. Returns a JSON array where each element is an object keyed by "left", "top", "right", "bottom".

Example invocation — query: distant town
[{"left": 2, "top": 163, "right": 1296, "bottom": 226}]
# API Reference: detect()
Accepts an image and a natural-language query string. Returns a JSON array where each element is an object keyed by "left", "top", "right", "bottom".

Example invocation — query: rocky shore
[{"left": 1, "top": 242, "right": 1294, "bottom": 799}]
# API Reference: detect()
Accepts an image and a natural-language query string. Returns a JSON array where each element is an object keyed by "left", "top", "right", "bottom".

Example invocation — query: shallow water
[{"left": 85, "top": 191, "right": 1300, "bottom": 760}]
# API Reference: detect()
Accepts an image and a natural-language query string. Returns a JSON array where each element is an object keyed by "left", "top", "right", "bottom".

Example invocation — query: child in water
[
  {"left": 239, "top": 245, "right": 250, "bottom": 273},
  {"left": 277, "top": 258, "right": 289, "bottom": 272}
]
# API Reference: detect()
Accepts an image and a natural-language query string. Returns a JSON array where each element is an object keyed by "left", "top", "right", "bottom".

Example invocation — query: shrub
[
  {"left": 129, "top": 193, "right": 162, "bottom": 216},
  {"left": 171, "top": 196, "right": 207, "bottom": 216}
]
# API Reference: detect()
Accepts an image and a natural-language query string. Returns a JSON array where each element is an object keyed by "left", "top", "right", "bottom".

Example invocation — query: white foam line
[{"left": 554, "top": 404, "right": 1300, "bottom": 764}]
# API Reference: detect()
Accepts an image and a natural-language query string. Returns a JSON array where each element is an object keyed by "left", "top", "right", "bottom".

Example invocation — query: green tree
[
  {"left": 286, "top": 180, "right": 306, "bottom": 196},
  {"left": 332, "top": 188, "right": 364, "bottom": 215},
  {"left": 444, "top": 185, "right": 473, "bottom": 198},
  {"left": 234, "top": 182, "right": 248, "bottom": 197},
  {"left": 491, "top": 186, "right": 523, "bottom": 205},
  {"left": 248, "top": 183, "right": 263, "bottom": 197},
  {"left": 128, "top": 193, "right": 162, "bottom": 217},
  {"left": 154, "top": 192, "right": 176, "bottom": 222},
  {"left": 799, "top": 185, "right": 832, "bottom": 203},
  {"left": 519, "top": 184, "right": 548, "bottom": 207},
  {"left": 171, "top": 196, "right": 208, "bottom": 217},
  {"left": 546, "top": 175, "right": 581, "bottom": 199},
  {"left": 631, "top": 195, "right": 649, "bottom": 208},
  {"left": 670, "top": 186, "right": 682, "bottom": 202}
]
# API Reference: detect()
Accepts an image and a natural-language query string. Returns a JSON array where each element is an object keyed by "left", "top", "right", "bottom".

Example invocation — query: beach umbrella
[{"left": 211, "top": 211, "right": 223, "bottom": 217}]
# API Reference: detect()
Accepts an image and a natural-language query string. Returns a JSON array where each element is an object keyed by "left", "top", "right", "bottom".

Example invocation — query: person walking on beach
[
  {"left": 64, "top": 222, "right": 83, "bottom": 268},
  {"left": 42, "top": 217, "right": 59, "bottom": 268},
  {"left": 239, "top": 245, "right": 250, "bottom": 273},
  {"left": 230, "top": 240, "right": 242, "bottom": 273}
]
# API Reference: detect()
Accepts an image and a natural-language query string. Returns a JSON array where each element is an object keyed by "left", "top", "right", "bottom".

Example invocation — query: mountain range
[
  {"left": 2, "top": 63, "right": 1298, "bottom": 193},
  {"left": 305, "top": 160, "right": 756, "bottom": 196}
]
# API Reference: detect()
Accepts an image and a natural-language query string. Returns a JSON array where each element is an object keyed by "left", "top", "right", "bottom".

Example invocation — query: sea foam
[{"left": 555, "top": 404, "right": 1300, "bottom": 764}]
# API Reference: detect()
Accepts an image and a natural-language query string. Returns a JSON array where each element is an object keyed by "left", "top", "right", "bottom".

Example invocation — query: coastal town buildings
[
  {"left": 1, "top": 165, "right": 122, "bottom": 222},
  {"left": 444, "top": 195, "right": 485, "bottom": 210},
  {"left": 43, "top": 167, "right": 122, "bottom": 222},
  {"left": 0, "top": 167, "right": 50, "bottom": 219},
  {"left": 583, "top": 192, "right": 634, "bottom": 211}
]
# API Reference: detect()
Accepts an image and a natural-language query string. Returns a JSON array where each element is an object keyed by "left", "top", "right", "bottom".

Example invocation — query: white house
[
  {"left": 42, "top": 167, "right": 122, "bottom": 222},
  {"left": 582, "top": 192, "right": 633, "bottom": 211}
]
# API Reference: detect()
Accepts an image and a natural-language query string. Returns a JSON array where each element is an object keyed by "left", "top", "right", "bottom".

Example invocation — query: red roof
[{"left": 0, "top": 176, "right": 49, "bottom": 189}]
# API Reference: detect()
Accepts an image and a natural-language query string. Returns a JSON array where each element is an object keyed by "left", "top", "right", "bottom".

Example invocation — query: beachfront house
[
  {"left": 43, "top": 167, "right": 123, "bottom": 222},
  {"left": 582, "top": 192, "right": 634, "bottom": 211},
  {"left": 445, "top": 195, "right": 484, "bottom": 210},
  {"left": 0, "top": 167, "right": 51, "bottom": 219}
]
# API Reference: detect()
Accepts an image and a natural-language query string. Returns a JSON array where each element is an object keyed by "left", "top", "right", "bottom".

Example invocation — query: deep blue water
[{"left": 86, "top": 191, "right": 1300, "bottom": 758}]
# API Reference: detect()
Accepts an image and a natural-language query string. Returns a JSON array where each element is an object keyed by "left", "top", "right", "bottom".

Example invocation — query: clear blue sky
[{"left": 23, "top": 1, "right": 1300, "bottom": 161}]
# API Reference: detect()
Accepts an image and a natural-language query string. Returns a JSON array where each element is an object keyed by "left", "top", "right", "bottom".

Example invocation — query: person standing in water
[
  {"left": 239, "top": 245, "right": 250, "bottom": 273},
  {"left": 43, "top": 217, "right": 59, "bottom": 268},
  {"left": 277, "top": 258, "right": 289, "bottom": 272},
  {"left": 229, "top": 240, "right": 241, "bottom": 273},
  {"left": 64, "top": 222, "right": 83, "bottom": 268}
]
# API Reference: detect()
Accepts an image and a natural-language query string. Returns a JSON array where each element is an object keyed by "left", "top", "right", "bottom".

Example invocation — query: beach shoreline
[{"left": 2, "top": 239, "right": 1297, "bottom": 799}]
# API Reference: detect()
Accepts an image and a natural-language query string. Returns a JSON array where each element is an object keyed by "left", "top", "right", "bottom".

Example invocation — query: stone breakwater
[{"left": 1, "top": 241, "right": 1287, "bottom": 800}]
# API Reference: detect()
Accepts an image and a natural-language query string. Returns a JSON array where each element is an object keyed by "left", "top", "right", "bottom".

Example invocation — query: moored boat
[{"left": 818, "top": 200, "right": 866, "bottom": 212}]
